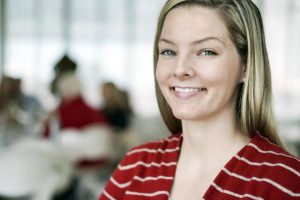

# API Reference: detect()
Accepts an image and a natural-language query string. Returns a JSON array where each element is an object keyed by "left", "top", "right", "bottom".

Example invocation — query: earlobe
[
  {"left": 239, "top": 76, "right": 245, "bottom": 84},
  {"left": 239, "top": 65, "right": 246, "bottom": 83},
  {"left": 241, "top": 77, "right": 246, "bottom": 83}
]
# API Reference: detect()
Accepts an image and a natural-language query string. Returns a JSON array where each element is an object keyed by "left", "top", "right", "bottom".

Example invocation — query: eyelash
[
  {"left": 159, "top": 49, "right": 218, "bottom": 57},
  {"left": 198, "top": 49, "right": 218, "bottom": 56},
  {"left": 159, "top": 49, "right": 176, "bottom": 56}
]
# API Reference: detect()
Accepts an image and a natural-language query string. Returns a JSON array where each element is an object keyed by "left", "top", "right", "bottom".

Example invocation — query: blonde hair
[{"left": 154, "top": 0, "right": 283, "bottom": 146}]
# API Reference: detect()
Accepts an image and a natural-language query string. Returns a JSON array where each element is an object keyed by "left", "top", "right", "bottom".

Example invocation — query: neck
[{"left": 180, "top": 110, "right": 249, "bottom": 167}]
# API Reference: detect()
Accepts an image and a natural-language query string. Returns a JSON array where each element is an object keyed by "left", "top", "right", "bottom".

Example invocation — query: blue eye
[
  {"left": 160, "top": 49, "right": 176, "bottom": 56},
  {"left": 199, "top": 50, "right": 217, "bottom": 56}
]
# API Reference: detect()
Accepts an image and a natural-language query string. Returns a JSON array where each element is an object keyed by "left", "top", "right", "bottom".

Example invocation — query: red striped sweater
[{"left": 99, "top": 133, "right": 300, "bottom": 199}]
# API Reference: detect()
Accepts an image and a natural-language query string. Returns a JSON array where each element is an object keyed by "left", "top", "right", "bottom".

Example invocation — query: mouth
[
  {"left": 172, "top": 87, "right": 207, "bottom": 92},
  {"left": 170, "top": 86, "right": 207, "bottom": 99}
]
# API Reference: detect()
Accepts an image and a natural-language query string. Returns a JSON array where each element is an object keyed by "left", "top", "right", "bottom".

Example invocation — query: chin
[{"left": 171, "top": 108, "right": 200, "bottom": 121}]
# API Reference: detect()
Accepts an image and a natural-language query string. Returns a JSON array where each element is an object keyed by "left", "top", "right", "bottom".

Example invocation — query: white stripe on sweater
[
  {"left": 118, "top": 161, "right": 177, "bottom": 171},
  {"left": 256, "top": 132, "right": 280, "bottom": 148},
  {"left": 223, "top": 168, "right": 300, "bottom": 197},
  {"left": 126, "top": 190, "right": 170, "bottom": 197},
  {"left": 110, "top": 175, "right": 173, "bottom": 189},
  {"left": 212, "top": 182, "right": 263, "bottom": 200},
  {"left": 160, "top": 137, "right": 181, "bottom": 143},
  {"left": 110, "top": 177, "right": 131, "bottom": 188},
  {"left": 135, "top": 136, "right": 180, "bottom": 148},
  {"left": 235, "top": 155, "right": 300, "bottom": 177},
  {"left": 103, "top": 190, "right": 116, "bottom": 200},
  {"left": 133, "top": 175, "right": 173, "bottom": 182},
  {"left": 248, "top": 143, "right": 300, "bottom": 163},
  {"left": 127, "top": 147, "right": 180, "bottom": 155}
]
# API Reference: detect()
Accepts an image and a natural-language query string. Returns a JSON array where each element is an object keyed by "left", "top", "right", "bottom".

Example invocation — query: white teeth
[{"left": 174, "top": 87, "right": 200, "bottom": 93}]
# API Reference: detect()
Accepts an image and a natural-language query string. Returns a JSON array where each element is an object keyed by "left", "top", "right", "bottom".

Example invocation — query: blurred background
[{"left": 0, "top": 0, "right": 299, "bottom": 199}]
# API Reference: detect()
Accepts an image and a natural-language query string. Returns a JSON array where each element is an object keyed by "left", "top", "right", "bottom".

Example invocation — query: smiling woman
[
  {"left": 156, "top": 6, "right": 244, "bottom": 122},
  {"left": 99, "top": 1, "right": 300, "bottom": 200}
]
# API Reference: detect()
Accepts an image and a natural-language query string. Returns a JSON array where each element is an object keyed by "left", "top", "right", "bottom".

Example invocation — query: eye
[
  {"left": 199, "top": 49, "right": 217, "bottom": 56},
  {"left": 159, "top": 49, "right": 176, "bottom": 56}
]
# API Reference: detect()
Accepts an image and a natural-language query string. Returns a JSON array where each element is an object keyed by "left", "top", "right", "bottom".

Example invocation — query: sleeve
[{"left": 98, "top": 153, "right": 136, "bottom": 200}]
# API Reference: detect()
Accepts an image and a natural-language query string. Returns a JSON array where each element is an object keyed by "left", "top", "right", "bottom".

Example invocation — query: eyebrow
[{"left": 159, "top": 36, "right": 225, "bottom": 46}]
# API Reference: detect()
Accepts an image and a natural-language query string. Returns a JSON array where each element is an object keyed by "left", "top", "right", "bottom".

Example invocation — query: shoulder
[
  {"left": 245, "top": 132, "right": 300, "bottom": 169},
  {"left": 118, "top": 133, "right": 181, "bottom": 168},
  {"left": 99, "top": 134, "right": 181, "bottom": 200},
  {"left": 236, "top": 132, "right": 300, "bottom": 197},
  {"left": 127, "top": 133, "right": 181, "bottom": 156}
]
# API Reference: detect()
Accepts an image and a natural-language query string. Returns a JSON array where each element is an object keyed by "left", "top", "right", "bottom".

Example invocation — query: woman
[
  {"left": 100, "top": 82, "right": 132, "bottom": 132},
  {"left": 99, "top": 0, "right": 300, "bottom": 199}
]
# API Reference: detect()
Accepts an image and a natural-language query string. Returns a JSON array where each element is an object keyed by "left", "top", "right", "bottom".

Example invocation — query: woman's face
[{"left": 156, "top": 6, "right": 244, "bottom": 121}]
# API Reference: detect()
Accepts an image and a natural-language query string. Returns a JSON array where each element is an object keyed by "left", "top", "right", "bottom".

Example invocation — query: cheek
[
  {"left": 201, "top": 59, "right": 242, "bottom": 87},
  {"left": 197, "top": 66, "right": 225, "bottom": 86},
  {"left": 205, "top": 71, "right": 238, "bottom": 89},
  {"left": 156, "top": 63, "right": 171, "bottom": 85}
]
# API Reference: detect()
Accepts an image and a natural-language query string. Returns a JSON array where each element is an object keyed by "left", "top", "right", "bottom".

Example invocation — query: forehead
[{"left": 160, "top": 6, "right": 230, "bottom": 44}]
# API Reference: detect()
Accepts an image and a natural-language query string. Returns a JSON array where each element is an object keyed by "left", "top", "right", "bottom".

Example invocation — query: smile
[
  {"left": 171, "top": 86, "right": 207, "bottom": 99},
  {"left": 174, "top": 87, "right": 205, "bottom": 92}
]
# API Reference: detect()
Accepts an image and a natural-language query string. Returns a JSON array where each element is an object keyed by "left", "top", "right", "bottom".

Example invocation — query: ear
[{"left": 239, "top": 64, "right": 246, "bottom": 83}]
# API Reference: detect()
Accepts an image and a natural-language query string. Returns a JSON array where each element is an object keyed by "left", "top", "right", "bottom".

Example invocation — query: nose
[{"left": 173, "top": 54, "right": 195, "bottom": 80}]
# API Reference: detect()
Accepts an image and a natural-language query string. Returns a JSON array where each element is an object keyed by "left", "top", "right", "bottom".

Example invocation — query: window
[{"left": 1, "top": 0, "right": 300, "bottom": 141}]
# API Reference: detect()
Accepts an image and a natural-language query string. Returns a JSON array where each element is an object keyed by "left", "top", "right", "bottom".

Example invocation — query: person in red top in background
[
  {"left": 43, "top": 72, "right": 108, "bottom": 134},
  {"left": 99, "top": 0, "right": 300, "bottom": 200},
  {"left": 43, "top": 72, "right": 111, "bottom": 168}
]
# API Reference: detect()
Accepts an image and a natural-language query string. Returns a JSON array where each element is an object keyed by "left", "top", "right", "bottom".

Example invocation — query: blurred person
[
  {"left": 99, "top": 81, "right": 141, "bottom": 164},
  {"left": 50, "top": 54, "right": 77, "bottom": 96},
  {"left": 13, "top": 78, "right": 45, "bottom": 125},
  {"left": 99, "top": 0, "right": 300, "bottom": 200},
  {"left": 0, "top": 76, "right": 44, "bottom": 146},
  {"left": 42, "top": 72, "right": 115, "bottom": 199},
  {"left": 0, "top": 76, "right": 18, "bottom": 125},
  {"left": 43, "top": 72, "right": 112, "bottom": 168},
  {"left": 100, "top": 82, "right": 133, "bottom": 133}
]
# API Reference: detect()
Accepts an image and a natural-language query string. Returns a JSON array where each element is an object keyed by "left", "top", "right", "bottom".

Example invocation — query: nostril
[
  {"left": 173, "top": 65, "right": 195, "bottom": 79},
  {"left": 173, "top": 72, "right": 192, "bottom": 78}
]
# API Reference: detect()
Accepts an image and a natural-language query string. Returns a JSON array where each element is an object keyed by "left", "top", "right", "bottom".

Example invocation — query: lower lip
[{"left": 173, "top": 89, "right": 206, "bottom": 99}]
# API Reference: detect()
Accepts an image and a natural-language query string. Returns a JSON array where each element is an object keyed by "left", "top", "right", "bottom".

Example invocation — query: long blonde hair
[{"left": 154, "top": 0, "right": 283, "bottom": 146}]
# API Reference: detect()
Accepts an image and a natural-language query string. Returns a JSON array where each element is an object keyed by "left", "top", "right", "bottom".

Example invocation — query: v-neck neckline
[{"left": 168, "top": 133, "right": 254, "bottom": 199}]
